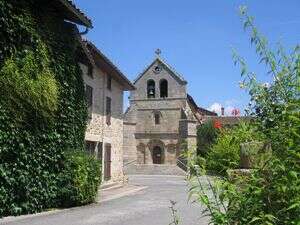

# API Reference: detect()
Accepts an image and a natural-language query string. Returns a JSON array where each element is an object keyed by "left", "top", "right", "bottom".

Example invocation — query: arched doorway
[{"left": 152, "top": 146, "right": 163, "bottom": 164}]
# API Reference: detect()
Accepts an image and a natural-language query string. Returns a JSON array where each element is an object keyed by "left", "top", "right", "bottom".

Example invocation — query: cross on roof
[{"left": 155, "top": 48, "right": 161, "bottom": 56}]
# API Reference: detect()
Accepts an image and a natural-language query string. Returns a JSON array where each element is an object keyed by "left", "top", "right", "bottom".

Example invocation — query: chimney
[{"left": 221, "top": 107, "right": 225, "bottom": 116}]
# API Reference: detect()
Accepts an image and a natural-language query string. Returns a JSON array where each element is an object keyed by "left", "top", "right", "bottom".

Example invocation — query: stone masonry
[
  {"left": 79, "top": 40, "right": 135, "bottom": 183},
  {"left": 123, "top": 54, "right": 212, "bottom": 167}
]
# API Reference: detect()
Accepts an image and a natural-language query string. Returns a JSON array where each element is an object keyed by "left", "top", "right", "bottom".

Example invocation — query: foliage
[
  {"left": 187, "top": 6, "right": 300, "bottom": 225},
  {"left": 57, "top": 151, "right": 101, "bottom": 207},
  {"left": 197, "top": 120, "right": 220, "bottom": 155},
  {"left": 205, "top": 123, "right": 264, "bottom": 176},
  {"left": 0, "top": 45, "right": 58, "bottom": 123},
  {"left": 0, "top": 1, "right": 88, "bottom": 217}
]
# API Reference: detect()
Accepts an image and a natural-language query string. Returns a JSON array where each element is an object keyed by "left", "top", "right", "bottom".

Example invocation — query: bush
[
  {"left": 57, "top": 151, "right": 101, "bottom": 208},
  {"left": 206, "top": 123, "right": 264, "bottom": 176},
  {"left": 197, "top": 120, "right": 220, "bottom": 155}
]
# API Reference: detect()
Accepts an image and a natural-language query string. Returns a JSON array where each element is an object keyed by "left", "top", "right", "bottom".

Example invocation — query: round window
[{"left": 153, "top": 66, "right": 162, "bottom": 74}]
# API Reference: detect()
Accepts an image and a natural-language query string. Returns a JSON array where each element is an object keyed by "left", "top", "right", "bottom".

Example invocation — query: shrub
[
  {"left": 197, "top": 120, "right": 220, "bottom": 155},
  {"left": 57, "top": 150, "right": 101, "bottom": 208},
  {"left": 206, "top": 123, "right": 264, "bottom": 176}
]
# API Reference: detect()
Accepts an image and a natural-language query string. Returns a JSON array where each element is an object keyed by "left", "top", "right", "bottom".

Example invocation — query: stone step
[{"left": 124, "top": 164, "right": 186, "bottom": 176}]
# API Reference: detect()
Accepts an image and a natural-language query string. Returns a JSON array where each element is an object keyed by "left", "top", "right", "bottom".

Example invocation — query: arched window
[
  {"left": 154, "top": 113, "right": 160, "bottom": 125},
  {"left": 147, "top": 79, "right": 155, "bottom": 98},
  {"left": 160, "top": 79, "right": 168, "bottom": 98}
]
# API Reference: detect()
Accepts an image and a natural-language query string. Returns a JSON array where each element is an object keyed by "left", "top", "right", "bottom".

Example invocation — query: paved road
[{"left": 1, "top": 175, "right": 209, "bottom": 225}]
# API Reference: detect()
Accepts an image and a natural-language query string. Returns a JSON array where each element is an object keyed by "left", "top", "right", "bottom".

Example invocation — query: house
[
  {"left": 47, "top": 0, "right": 92, "bottom": 28},
  {"left": 123, "top": 52, "right": 215, "bottom": 169},
  {"left": 78, "top": 40, "right": 135, "bottom": 183}
]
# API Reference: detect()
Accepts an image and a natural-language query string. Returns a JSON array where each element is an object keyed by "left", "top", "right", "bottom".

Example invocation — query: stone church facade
[{"left": 123, "top": 54, "right": 216, "bottom": 166}]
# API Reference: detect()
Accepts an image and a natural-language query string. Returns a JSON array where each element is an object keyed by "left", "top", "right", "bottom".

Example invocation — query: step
[
  {"left": 124, "top": 164, "right": 186, "bottom": 176},
  {"left": 100, "top": 181, "right": 123, "bottom": 191}
]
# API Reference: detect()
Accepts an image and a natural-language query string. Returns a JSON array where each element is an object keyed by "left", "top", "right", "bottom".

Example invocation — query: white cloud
[
  {"left": 208, "top": 102, "right": 222, "bottom": 115},
  {"left": 208, "top": 101, "right": 238, "bottom": 116},
  {"left": 225, "top": 106, "right": 234, "bottom": 116}
]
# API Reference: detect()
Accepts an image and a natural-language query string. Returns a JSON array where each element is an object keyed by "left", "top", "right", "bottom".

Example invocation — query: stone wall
[
  {"left": 131, "top": 60, "right": 187, "bottom": 100},
  {"left": 135, "top": 138, "right": 179, "bottom": 165},
  {"left": 81, "top": 63, "right": 125, "bottom": 183},
  {"left": 123, "top": 122, "right": 137, "bottom": 163},
  {"left": 123, "top": 57, "right": 198, "bottom": 167}
]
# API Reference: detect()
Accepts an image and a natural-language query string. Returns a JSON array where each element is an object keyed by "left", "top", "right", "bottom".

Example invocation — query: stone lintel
[{"left": 85, "top": 133, "right": 102, "bottom": 142}]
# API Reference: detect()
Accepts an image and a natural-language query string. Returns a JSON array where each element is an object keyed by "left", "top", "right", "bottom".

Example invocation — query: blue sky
[{"left": 74, "top": 0, "right": 299, "bottom": 115}]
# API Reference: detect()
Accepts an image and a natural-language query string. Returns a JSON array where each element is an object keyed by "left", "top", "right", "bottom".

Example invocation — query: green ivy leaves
[
  {"left": 0, "top": 0, "right": 88, "bottom": 217},
  {"left": 0, "top": 43, "right": 58, "bottom": 123}
]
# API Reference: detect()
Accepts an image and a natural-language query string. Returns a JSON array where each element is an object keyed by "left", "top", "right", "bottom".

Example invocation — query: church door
[{"left": 153, "top": 146, "right": 163, "bottom": 164}]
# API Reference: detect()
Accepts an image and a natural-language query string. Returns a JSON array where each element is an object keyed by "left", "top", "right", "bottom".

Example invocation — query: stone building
[
  {"left": 79, "top": 40, "right": 135, "bottom": 183},
  {"left": 123, "top": 52, "right": 216, "bottom": 167}
]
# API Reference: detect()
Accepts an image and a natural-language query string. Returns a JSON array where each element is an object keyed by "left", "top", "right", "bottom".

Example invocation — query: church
[{"left": 123, "top": 50, "right": 216, "bottom": 168}]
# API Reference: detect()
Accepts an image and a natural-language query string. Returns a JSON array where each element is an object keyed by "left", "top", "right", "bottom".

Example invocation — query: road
[{"left": 1, "top": 175, "right": 209, "bottom": 225}]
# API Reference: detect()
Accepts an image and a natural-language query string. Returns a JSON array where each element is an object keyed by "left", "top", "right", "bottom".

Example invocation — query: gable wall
[{"left": 131, "top": 60, "right": 187, "bottom": 100}]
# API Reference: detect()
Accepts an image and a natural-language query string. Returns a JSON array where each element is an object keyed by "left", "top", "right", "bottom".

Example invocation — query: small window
[
  {"left": 85, "top": 141, "right": 96, "bottom": 156},
  {"left": 154, "top": 113, "right": 160, "bottom": 125},
  {"left": 85, "top": 85, "right": 93, "bottom": 118},
  {"left": 107, "top": 76, "right": 112, "bottom": 90},
  {"left": 147, "top": 80, "right": 155, "bottom": 98},
  {"left": 106, "top": 97, "right": 111, "bottom": 125},
  {"left": 160, "top": 79, "right": 168, "bottom": 98}
]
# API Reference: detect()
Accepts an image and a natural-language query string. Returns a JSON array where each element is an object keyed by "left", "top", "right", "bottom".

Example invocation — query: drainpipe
[
  {"left": 101, "top": 73, "right": 106, "bottom": 182},
  {"left": 79, "top": 27, "right": 89, "bottom": 35}
]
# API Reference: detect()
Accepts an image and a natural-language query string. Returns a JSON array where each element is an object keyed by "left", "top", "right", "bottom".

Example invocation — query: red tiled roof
[{"left": 204, "top": 116, "right": 252, "bottom": 126}]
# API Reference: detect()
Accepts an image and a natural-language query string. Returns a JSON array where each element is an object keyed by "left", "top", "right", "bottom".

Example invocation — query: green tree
[{"left": 188, "top": 6, "right": 300, "bottom": 225}]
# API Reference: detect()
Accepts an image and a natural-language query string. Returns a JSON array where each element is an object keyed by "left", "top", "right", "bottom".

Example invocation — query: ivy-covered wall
[{"left": 0, "top": 0, "right": 88, "bottom": 216}]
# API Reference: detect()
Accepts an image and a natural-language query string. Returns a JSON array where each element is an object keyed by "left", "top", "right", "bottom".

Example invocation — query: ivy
[{"left": 0, "top": 0, "right": 89, "bottom": 216}]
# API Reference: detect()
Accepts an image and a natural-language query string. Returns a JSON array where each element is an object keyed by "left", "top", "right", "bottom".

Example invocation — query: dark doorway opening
[{"left": 152, "top": 146, "right": 163, "bottom": 164}]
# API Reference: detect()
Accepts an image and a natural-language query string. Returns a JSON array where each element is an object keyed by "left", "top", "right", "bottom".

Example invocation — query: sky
[{"left": 74, "top": 0, "right": 299, "bottom": 115}]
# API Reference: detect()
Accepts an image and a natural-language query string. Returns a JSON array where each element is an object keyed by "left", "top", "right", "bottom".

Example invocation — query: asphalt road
[{"left": 1, "top": 175, "right": 209, "bottom": 225}]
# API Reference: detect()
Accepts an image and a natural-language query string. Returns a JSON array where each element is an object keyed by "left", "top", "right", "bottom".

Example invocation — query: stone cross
[{"left": 155, "top": 48, "right": 161, "bottom": 56}]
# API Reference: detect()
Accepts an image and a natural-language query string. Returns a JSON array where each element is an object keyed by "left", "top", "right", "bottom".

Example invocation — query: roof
[
  {"left": 51, "top": 0, "right": 93, "bottom": 28},
  {"left": 85, "top": 41, "right": 135, "bottom": 91},
  {"left": 197, "top": 106, "right": 218, "bottom": 116},
  {"left": 187, "top": 94, "right": 217, "bottom": 123},
  {"left": 187, "top": 94, "right": 217, "bottom": 115},
  {"left": 204, "top": 116, "right": 253, "bottom": 126},
  {"left": 134, "top": 56, "right": 187, "bottom": 85}
]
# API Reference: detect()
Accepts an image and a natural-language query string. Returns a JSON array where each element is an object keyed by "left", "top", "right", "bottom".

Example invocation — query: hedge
[{"left": 57, "top": 151, "right": 101, "bottom": 208}]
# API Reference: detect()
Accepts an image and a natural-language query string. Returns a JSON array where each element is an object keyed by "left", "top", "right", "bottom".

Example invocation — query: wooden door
[{"left": 104, "top": 144, "right": 111, "bottom": 180}]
